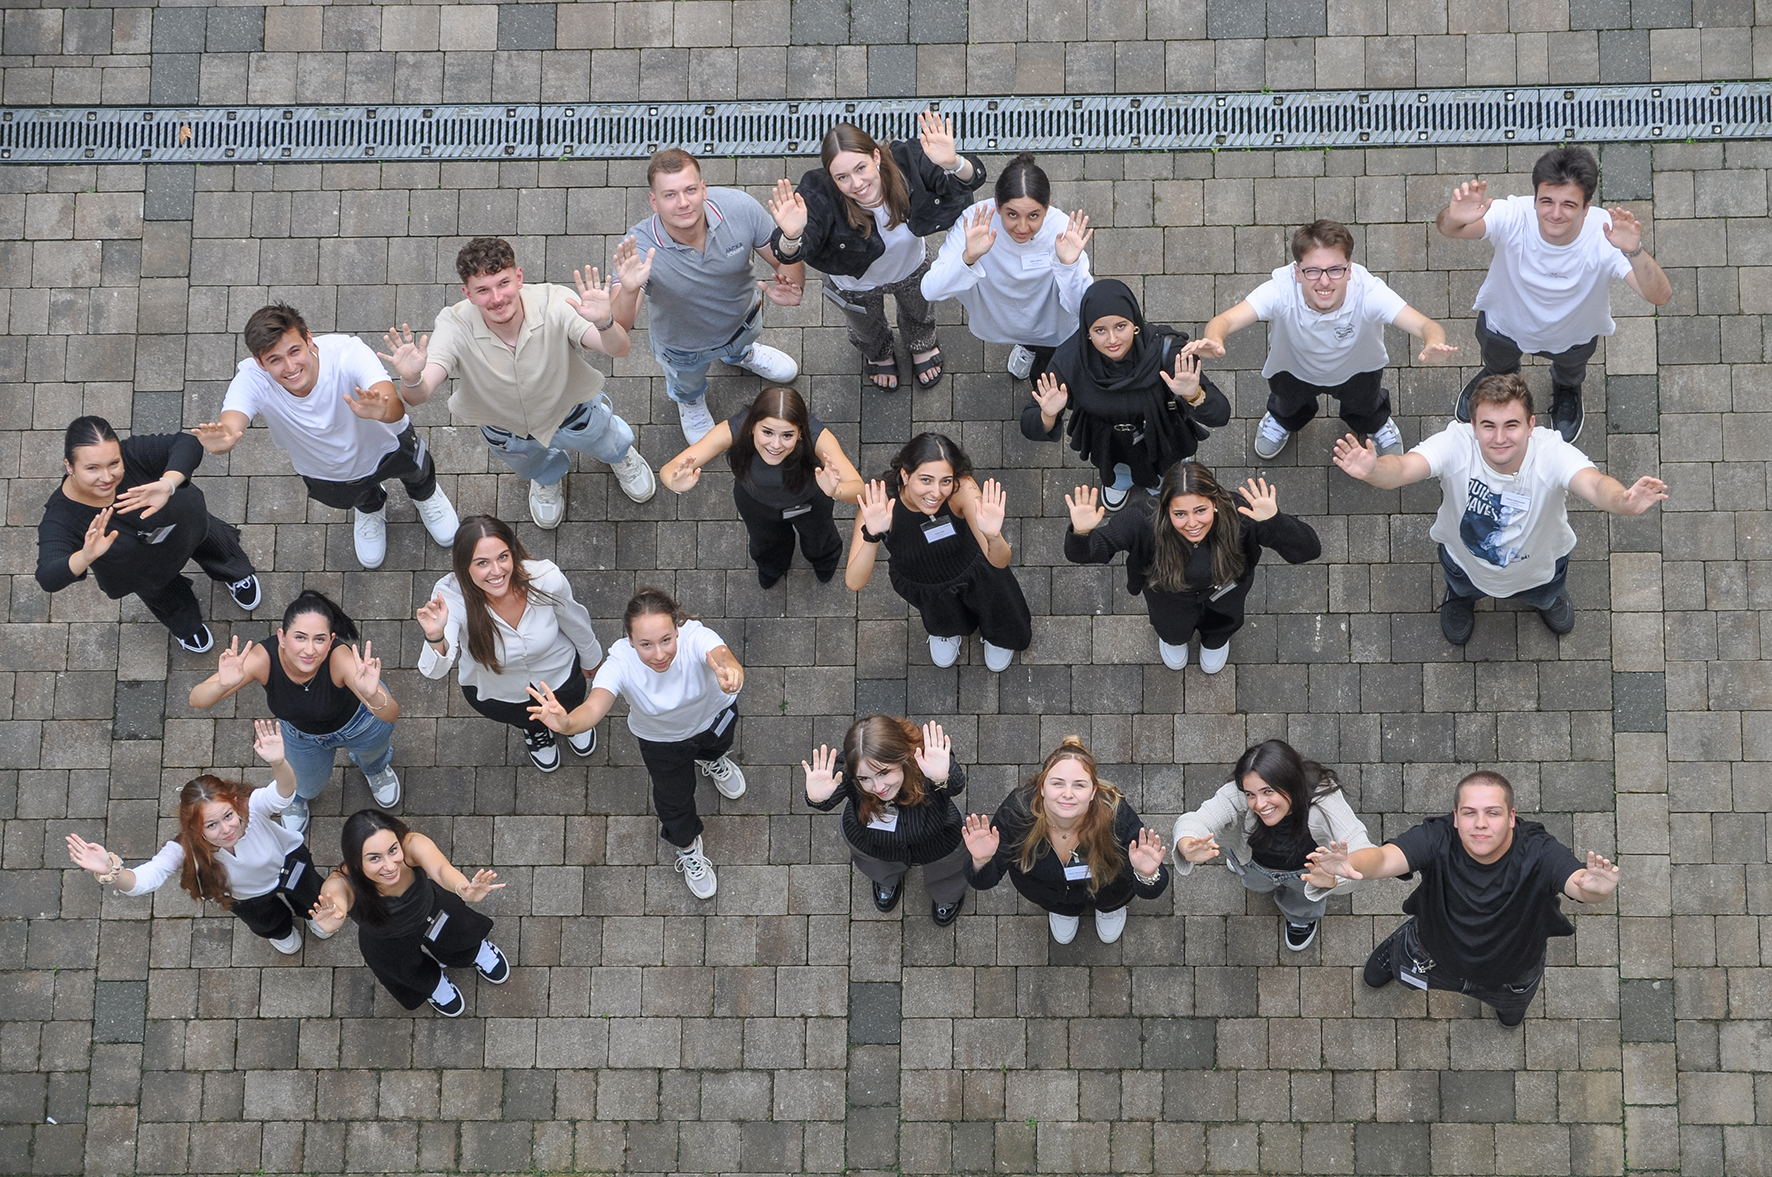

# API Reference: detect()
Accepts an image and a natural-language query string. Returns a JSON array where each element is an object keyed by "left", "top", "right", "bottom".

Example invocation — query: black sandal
[
  {"left": 913, "top": 349, "right": 945, "bottom": 389},
  {"left": 864, "top": 357, "right": 899, "bottom": 390}
]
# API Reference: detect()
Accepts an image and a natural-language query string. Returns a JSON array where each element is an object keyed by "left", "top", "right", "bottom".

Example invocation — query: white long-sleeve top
[
  {"left": 418, "top": 559, "right": 604, "bottom": 704},
  {"left": 120, "top": 781, "right": 303, "bottom": 901},
  {"left": 1172, "top": 780, "right": 1376, "bottom": 901},
  {"left": 920, "top": 200, "right": 1092, "bottom": 347}
]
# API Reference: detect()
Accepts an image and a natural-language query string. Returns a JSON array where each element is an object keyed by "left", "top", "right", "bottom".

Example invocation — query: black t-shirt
[
  {"left": 725, "top": 410, "right": 827, "bottom": 511},
  {"left": 1392, "top": 815, "right": 1583, "bottom": 985}
]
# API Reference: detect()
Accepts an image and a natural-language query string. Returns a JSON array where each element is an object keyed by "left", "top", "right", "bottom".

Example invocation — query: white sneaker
[
  {"left": 1370, "top": 417, "right": 1404, "bottom": 457},
  {"left": 928, "top": 634, "right": 962, "bottom": 668},
  {"left": 698, "top": 755, "right": 747, "bottom": 799},
  {"left": 983, "top": 641, "right": 1014, "bottom": 672},
  {"left": 353, "top": 507, "right": 388, "bottom": 569},
  {"left": 1101, "top": 483, "right": 1128, "bottom": 512},
  {"left": 366, "top": 766, "right": 401, "bottom": 808},
  {"left": 1006, "top": 344, "right": 1036, "bottom": 380},
  {"left": 610, "top": 446, "right": 657, "bottom": 503},
  {"left": 1095, "top": 905, "right": 1128, "bottom": 944},
  {"left": 177, "top": 624, "right": 215, "bottom": 655},
  {"left": 529, "top": 479, "right": 566, "bottom": 529},
  {"left": 270, "top": 927, "right": 303, "bottom": 955},
  {"left": 676, "top": 836, "right": 718, "bottom": 899},
  {"left": 525, "top": 729, "right": 560, "bottom": 772},
  {"left": 566, "top": 726, "right": 597, "bottom": 757},
  {"left": 282, "top": 796, "right": 310, "bottom": 835},
  {"left": 1200, "top": 642, "right": 1230, "bottom": 674},
  {"left": 1158, "top": 639, "right": 1188, "bottom": 671},
  {"left": 1253, "top": 411, "right": 1293, "bottom": 459},
  {"left": 412, "top": 487, "right": 460, "bottom": 546},
  {"left": 676, "top": 396, "right": 717, "bottom": 444},
  {"left": 735, "top": 342, "right": 798, "bottom": 383},
  {"left": 307, "top": 919, "right": 335, "bottom": 940},
  {"left": 1048, "top": 911, "right": 1080, "bottom": 944}
]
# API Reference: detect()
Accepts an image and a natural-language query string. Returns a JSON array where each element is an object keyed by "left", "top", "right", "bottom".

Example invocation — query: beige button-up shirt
[{"left": 427, "top": 283, "right": 606, "bottom": 445}]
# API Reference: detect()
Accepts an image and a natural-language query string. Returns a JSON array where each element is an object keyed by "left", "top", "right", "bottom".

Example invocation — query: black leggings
[
  {"left": 228, "top": 846, "right": 322, "bottom": 941},
  {"left": 462, "top": 659, "right": 588, "bottom": 739}
]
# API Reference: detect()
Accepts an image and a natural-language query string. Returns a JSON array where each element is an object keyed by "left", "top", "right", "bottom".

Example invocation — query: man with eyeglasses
[
  {"left": 1187, "top": 219, "right": 1456, "bottom": 460},
  {"left": 1436, "top": 145, "right": 1672, "bottom": 443}
]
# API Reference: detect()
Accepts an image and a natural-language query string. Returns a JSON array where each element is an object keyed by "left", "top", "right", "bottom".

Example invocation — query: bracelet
[
  {"left": 96, "top": 853, "right": 124, "bottom": 885},
  {"left": 369, "top": 689, "right": 390, "bottom": 710},
  {"left": 400, "top": 374, "right": 424, "bottom": 388},
  {"left": 859, "top": 525, "right": 886, "bottom": 543},
  {"left": 779, "top": 234, "right": 802, "bottom": 253},
  {"left": 1621, "top": 245, "right": 1644, "bottom": 258},
  {"left": 1133, "top": 868, "right": 1161, "bottom": 886}
]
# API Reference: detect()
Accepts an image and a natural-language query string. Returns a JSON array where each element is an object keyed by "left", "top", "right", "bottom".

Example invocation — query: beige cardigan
[{"left": 1172, "top": 780, "right": 1376, "bottom": 902}]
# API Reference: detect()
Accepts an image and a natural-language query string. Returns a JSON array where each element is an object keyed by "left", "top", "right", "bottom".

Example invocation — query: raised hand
[
  {"left": 1128, "top": 827, "right": 1167, "bottom": 878},
  {"left": 662, "top": 456, "right": 703, "bottom": 494},
  {"left": 858, "top": 480, "right": 895, "bottom": 535},
  {"left": 1305, "top": 840, "right": 1363, "bottom": 881},
  {"left": 78, "top": 506, "right": 119, "bottom": 565},
  {"left": 1570, "top": 850, "right": 1621, "bottom": 900},
  {"left": 962, "top": 813, "right": 1000, "bottom": 867},
  {"left": 710, "top": 655, "right": 744, "bottom": 694},
  {"left": 251, "top": 717, "right": 285, "bottom": 765},
  {"left": 216, "top": 635, "right": 255, "bottom": 690},
  {"left": 917, "top": 109, "right": 960, "bottom": 171},
  {"left": 814, "top": 462, "right": 842, "bottom": 498},
  {"left": 1180, "top": 335, "right": 1226, "bottom": 360},
  {"left": 1618, "top": 475, "right": 1670, "bottom": 515},
  {"left": 613, "top": 235, "right": 656, "bottom": 292},
  {"left": 113, "top": 478, "right": 172, "bottom": 519},
  {"left": 1236, "top": 477, "right": 1279, "bottom": 522},
  {"left": 342, "top": 381, "right": 401, "bottom": 421},
  {"left": 65, "top": 833, "right": 113, "bottom": 875},
  {"left": 759, "top": 269, "right": 804, "bottom": 307},
  {"left": 309, "top": 890, "right": 350, "bottom": 931},
  {"left": 569, "top": 266, "right": 614, "bottom": 323},
  {"left": 524, "top": 681, "right": 569, "bottom": 732},
  {"left": 767, "top": 178, "right": 808, "bottom": 240},
  {"left": 1331, "top": 433, "right": 1379, "bottom": 481},
  {"left": 801, "top": 744, "right": 844, "bottom": 803},
  {"left": 190, "top": 420, "right": 242, "bottom": 453},
  {"left": 1031, "top": 372, "right": 1069, "bottom": 420},
  {"left": 975, "top": 478, "right": 1007, "bottom": 538},
  {"left": 913, "top": 721, "right": 952, "bottom": 782},
  {"left": 1065, "top": 484, "right": 1105, "bottom": 534},
  {"left": 350, "top": 641, "right": 382, "bottom": 698},
  {"left": 1417, "top": 339, "right": 1460, "bottom": 364},
  {"left": 415, "top": 593, "right": 449, "bottom": 642},
  {"left": 961, "top": 203, "right": 997, "bottom": 265},
  {"left": 1159, "top": 351, "right": 1204, "bottom": 405},
  {"left": 377, "top": 324, "right": 430, "bottom": 385},
  {"left": 457, "top": 868, "right": 504, "bottom": 902},
  {"left": 1603, "top": 206, "right": 1644, "bottom": 254},
  {"left": 1055, "top": 209, "right": 1093, "bottom": 265},
  {"left": 1446, "top": 179, "right": 1491, "bottom": 228},
  {"left": 1176, "top": 834, "right": 1221, "bottom": 865}
]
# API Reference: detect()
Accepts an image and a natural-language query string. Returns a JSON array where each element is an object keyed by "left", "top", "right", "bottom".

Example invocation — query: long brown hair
[
  {"left": 820, "top": 123, "right": 911, "bottom": 233},
  {"left": 729, "top": 385, "right": 819, "bottom": 497},
  {"left": 1146, "top": 461, "right": 1246, "bottom": 593},
  {"left": 451, "top": 515, "right": 555, "bottom": 675},
  {"left": 1014, "top": 736, "right": 1126, "bottom": 896},
  {"left": 175, "top": 775, "right": 254, "bottom": 908},
  {"left": 338, "top": 809, "right": 415, "bottom": 927},
  {"left": 841, "top": 714, "right": 930, "bottom": 827}
]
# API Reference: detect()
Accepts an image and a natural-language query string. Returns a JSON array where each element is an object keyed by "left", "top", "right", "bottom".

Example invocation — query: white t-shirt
[
  {"left": 920, "top": 201, "right": 1093, "bottom": 347},
  {"left": 222, "top": 334, "right": 405, "bottom": 482},
  {"left": 1471, "top": 195, "right": 1634, "bottom": 353},
  {"left": 121, "top": 782, "right": 304, "bottom": 901},
  {"left": 826, "top": 205, "right": 928, "bottom": 292},
  {"left": 593, "top": 619, "right": 737, "bottom": 743},
  {"left": 1246, "top": 263, "right": 1407, "bottom": 386},
  {"left": 1413, "top": 422, "right": 1596, "bottom": 597}
]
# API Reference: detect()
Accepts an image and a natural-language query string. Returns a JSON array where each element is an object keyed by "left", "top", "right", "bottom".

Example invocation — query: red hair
[{"left": 176, "top": 775, "right": 254, "bottom": 908}]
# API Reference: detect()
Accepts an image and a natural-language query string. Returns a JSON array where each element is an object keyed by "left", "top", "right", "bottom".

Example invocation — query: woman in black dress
[
  {"left": 1064, "top": 461, "right": 1322, "bottom": 674},
  {"left": 844, "top": 432, "right": 1032, "bottom": 672},
  {"left": 309, "top": 810, "right": 509, "bottom": 1017},
  {"left": 802, "top": 715, "right": 970, "bottom": 925},
  {"left": 36, "top": 415, "right": 260, "bottom": 652},
  {"left": 1022, "top": 280, "right": 1230, "bottom": 512},
  {"left": 963, "top": 736, "right": 1169, "bottom": 946}
]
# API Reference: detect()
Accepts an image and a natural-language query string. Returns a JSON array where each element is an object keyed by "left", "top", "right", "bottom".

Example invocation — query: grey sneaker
[
  {"left": 366, "top": 766, "right": 401, "bottom": 808},
  {"left": 1537, "top": 591, "right": 1576, "bottom": 635},
  {"left": 1253, "top": 412, "right": 1292, "bottom": 459},
  {"left": 1006, "top": 344, "right": 1036, "bottom": 380},
  {"left": 282, "top": 795, "right": 311, "bottom": 835},
  {"left": 698, "top": 755, "right": 746, "bottom": 799},
  {"left": 675, "top": 836, "right": 718, "bottom": 899},
  {"left": 610, "top": 446, "right": 657, "bottom": 503},
  {"left": 1369, "top": 417, "right": 1404, "bottom": 457}
]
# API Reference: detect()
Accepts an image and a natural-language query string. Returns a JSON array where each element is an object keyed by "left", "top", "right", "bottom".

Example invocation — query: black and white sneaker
[
  {"left": 177, "top": 624, "right": 215, "bottom": 654},
  {"left": 1284, "top": 920, "right": 1318, "bottom": 951},
  {"left": 566, "top": 726, "right": 597, "bottom": 757},
  {"left": 475, "top": 941, "right": 510, "bottom": 984},
  {"left": 429, "top": 978, "right": 466, "bottom": 1017},
  {"left": 228, "top": 575, "right": 262, "bottom": 611},
  {"left": 1363, "top": 934, "right": 1395, "bottom": 989},
  {"left": 524, "top": 729, "right": 560, "bottom": 772},
  {"left": 1101, "top": 483, "right": 1129, "bottom": 512}
]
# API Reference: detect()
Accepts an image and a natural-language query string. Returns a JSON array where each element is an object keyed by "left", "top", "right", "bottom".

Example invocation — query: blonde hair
[{"left": 1015, "top": 736, "right": 1126, "bottom": 896}]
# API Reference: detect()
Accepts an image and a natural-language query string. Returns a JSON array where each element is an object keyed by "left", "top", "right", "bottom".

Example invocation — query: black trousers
[
  {"left": 136, "top": 517, "right": 256, "bottom": 637},
  {"left": 301, "top": 423, "right": 438, "bottom": 514},
  {"left": 228, "top": 846, "right": 322, "bottom": 941},
  {"left": 1466, "top": 310, "right": 1599, "bottom": 400},
  {"left": 732, "top": 483, "right": 842, "bottom": 580},
  {"left": 462, "top": 659, "right": 588, "bottom": 739},
  {"left": 1377, "top": 918, "right": 1544, "bottom": 1024},
  {"left": 1144, "top": 584, "right": 1244, "bottom": 648},
  {"left": 1266, "top": 368, "right": 1391, "bottom": 435},
  {"left": 355, "top": 880, "right": 496, "bottom": 1010},
  {"left": 634, "top": 705, "right": 737, "bottom": 849}
]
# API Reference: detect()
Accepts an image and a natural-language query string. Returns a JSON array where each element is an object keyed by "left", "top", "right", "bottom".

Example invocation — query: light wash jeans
[
  {"left": 480, "top": 394, "right": 635, "bottom": 486},
  {"left": 280, "top": 703, "right": 395, "bottom": 800},
  {"left": 650, "top": 314, "right": 763, "bottom": 405},
  {"left": 1222, "top": 846, "right": 1326, "bottom": 922}
]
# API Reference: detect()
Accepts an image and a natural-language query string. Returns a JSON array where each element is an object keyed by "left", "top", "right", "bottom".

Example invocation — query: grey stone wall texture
[{"left": 1, "top": 1, "right": 1770, "bottom": 1175}]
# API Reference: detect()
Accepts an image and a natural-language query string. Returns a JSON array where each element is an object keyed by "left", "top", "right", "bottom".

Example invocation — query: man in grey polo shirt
[{"left": 611, "top": 148, "right": 804, "bottom": 444}]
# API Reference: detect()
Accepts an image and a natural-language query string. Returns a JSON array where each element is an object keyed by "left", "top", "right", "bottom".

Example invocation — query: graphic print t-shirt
[{"left": 1413, "top": 423, "right": 1594, "bottom": 597}]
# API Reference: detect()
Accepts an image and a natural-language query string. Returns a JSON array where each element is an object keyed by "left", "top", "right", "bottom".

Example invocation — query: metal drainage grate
[{"left": 1, "top": 83, "right": 1767, "bottom": 164}]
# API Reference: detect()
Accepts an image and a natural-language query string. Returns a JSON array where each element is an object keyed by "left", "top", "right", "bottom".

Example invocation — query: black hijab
[{"left": 1048, "top": 279, "right": 1197, "bottom": 467}]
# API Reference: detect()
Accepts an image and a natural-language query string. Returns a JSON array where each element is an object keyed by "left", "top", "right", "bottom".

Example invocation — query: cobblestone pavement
[{"left": 2, "top": 3, "right": 1770, "bottom": 1176}]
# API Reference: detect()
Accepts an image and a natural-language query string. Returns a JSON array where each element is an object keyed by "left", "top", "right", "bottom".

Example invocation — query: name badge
[
  {"left": 1500, "top": 491, "right": 1532, "bottom": 511},
  {"left": 782, "top": 503, "right": 812, "bottom": 519},
  {"left": 424, "top": 909, "right": 450, "bottom": 942},
  {"left": 1062, "top": 863, "right": 1092, "bottom": 882},
  {"left": 921, "top": 518, "right": 957, "bottom": 543},
  {"left": 1208, "top": 580, "right": 1238, "bottom": 602},
  {"left": 136, "top": 524, "right": 176, "bottom": 545},
  {"left": 1021, "top": 253, "right": 1054, "bottom": 273},
  {"left": 1399, "top": 964, "right": 1429, "bottom": 990},
  {"left": 712, "top": 707, "right": 735, "bottom": 737},
  {"left": 866, "top": 809, "right": 899, "bottom": 832},
  {"left": 282, "top": 859, "right": 306, "bottom": 890}
]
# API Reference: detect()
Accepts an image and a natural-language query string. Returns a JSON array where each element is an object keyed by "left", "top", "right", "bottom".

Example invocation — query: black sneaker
[
  {"left": 1454, "top": 377, "right": 1477, "bottom": 423},
  {"left": 1496, "top": 1005, "right": 1526, "bottom": 1028},
  {"left": 177, "top": 623, "right": 215, "bottom": 654},
  {"left": 228, "top": 575, "right": 262, "bottom": 611},
  {"left": 1537, "top": 591, "right": 1576, "bottom": 635},
  {"left": 429, "top": 979, "right": 466, "bottom": 1017},
  {"left": 1363, "top": 935, "right": 1395, "bottom": 989},
  {"left": 1440, "top": 593, "right": 1475, "bottom": 645},
  {"left": 932, "top": 894, "right": 964, "bottom": 927},
  {"left": 1550, "top": 387, "right": 1584, "bottom": 443},
  {"left": 476, "top": 941, "right": 510, "bottom": 984},
  {"left": 1284, "top": 920, "right": 1318, "bottom": 951},
  {"left": 814, "top": 563, "right": 838, "bottom": 584},
  {"left": 873, "top": 879, "right": 903, "bottom": 914},
  {"left": 524, "top": 729, "right": 560, "bottom": 773},
  {"left": 758, "top": 566, "right": 784, "bottom": 590}
]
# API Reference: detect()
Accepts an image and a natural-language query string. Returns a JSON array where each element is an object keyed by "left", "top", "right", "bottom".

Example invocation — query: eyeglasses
[{"left": 1299, "top": 265, "right": 1351, "bottom": 281}]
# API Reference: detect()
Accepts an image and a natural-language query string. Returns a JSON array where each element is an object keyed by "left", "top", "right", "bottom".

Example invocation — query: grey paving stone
[
  {"left": 849, "top": 981, "right": 901, "bottom": 1044},
  {"left": 91, "top": 980, "right": 146, "bottom": 1044},
  {"left": 206, "top": 8, "right": 265, "bottom": 55},
  {"left": 498, "top": 5, "right": 556, "bottom": 52}
]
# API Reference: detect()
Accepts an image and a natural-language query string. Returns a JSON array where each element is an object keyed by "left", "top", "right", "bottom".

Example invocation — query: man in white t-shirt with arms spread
[
  {"left": 193, "top": 303, "right": 460, "bottom": 568},
  {"left": 1188, "top": 219, "right": 1456, "bottom": 460},
  {"left": 1333, "top": 373, "right": 1666, "bottom": 645},
  {"left": 1437, "top": 145, "right": 1672, "bottom": 443}
]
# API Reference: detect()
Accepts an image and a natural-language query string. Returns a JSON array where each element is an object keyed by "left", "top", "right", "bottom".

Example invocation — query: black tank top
[
  {"left": 882, "top": 496, "right": 981, "bottom": 587},
  {"left": 265, "top": 642, "right": 361, "bottom": 735},
  {"left": 353, "top": 865, "right": 435, "bottom": 942}
]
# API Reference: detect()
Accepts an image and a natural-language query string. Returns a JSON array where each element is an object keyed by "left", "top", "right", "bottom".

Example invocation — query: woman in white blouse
[
  {"left": 66, "top": 719, "right": 329, "bottom": 955},
  {"left": 416, "top": 515, "right": 604, "bottom": 773},
  {"left": 1172, "top": 739, "right": 1374, "bottom": 953},
  {"left": 920, "top": 153, "right": 1094, "bottom": 385}
]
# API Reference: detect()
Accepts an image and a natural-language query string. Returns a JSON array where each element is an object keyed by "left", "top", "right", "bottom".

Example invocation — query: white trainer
[
  {"left": 282, "top": 796, "right": 310, "bottom": 835},
  {"left": 983, "top": 641, "right": 1014, "bottom": 672},
  {"left": 698, "top": 755, "right": 747, "bottom": 799},
  {"left": 529, "top": 479, "right": 566, "bottom": 529},
  {"left": 366, "top": 766, "right": 401, "bottom": 808},
  {"left": 610, "top": 446, "right": 657, "bottom": 503},
  {"left": 270, "top": 927, "right": 303, "bottom": 955},
  {"left": 735, "top": 342, "right": 798, "bottom": 383},
  {"left": 928, "top": 634, "right": 962, "bottom": 668},
  {"left": 1200, "top": 642, "right": 1230, "bottom": 675},
  {"left": 1095, "top": 905, "right": 1127, "bottom": 944},
  {"left": 1253, "top": 412, "right": 1293, "bottom": 459},
  {"left": 353, "top": 506, "right": 388, "bottom": 569},
  {"left": 412, "top": 487, "right": 460, "bottom": 546},
  {"left": 676, "top": 836, "right": 718, "bottom": 899},
  {"left": 1158, "top": 640, "right": 1189, "bottom": 671},
  {"left": 1370, "top": 417, "right": 1404, "bottom": 457},
  {"left": 677, "top": 396, "right": 717, "bottom": 444},
  {"left": 1101, "top": 483, "right": 1128, "bottom": 512},
  {"left": 307, "top": 919, "right": 335, "bottom": 940},
  {"left": 1006, "top": 344, "right": 1036, "bottom": 380},
  {"left": 1048, "top": 911, "right": 1080, "bottom": 944}
]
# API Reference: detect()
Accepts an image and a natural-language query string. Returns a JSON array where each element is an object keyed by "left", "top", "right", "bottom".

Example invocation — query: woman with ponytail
[
  {"left": 66, "top": 720, "right": 329, "bottom": 955},
  {"left": 921, "top": 152, "right": 1095, "bottom": 384},
  {"left": 962, "top": 737, "right": 1169, "bottom": 946}
]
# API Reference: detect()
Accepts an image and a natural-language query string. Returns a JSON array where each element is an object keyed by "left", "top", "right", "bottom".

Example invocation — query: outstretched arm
[
  {"left": 1331, "top": 433, "right": 1433, "bottom": 489},
  {"left": 1185, "top": 300, "right": 1258, "bottom": 360},
  {"left": 1564, "top": 851, "right": 1621, "bottom": 903},
  {"left": 1568, "top": 467, "right": 1668, "bottom": 516},
  {"left": 1303, "top": 840, "right": 1411, "bottom": 890},
  {"left": 1391, "top": 306, "right": 1459, "bottom": 365}
]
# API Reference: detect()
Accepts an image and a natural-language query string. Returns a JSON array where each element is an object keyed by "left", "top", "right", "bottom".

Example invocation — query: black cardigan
[
  {"left": 967, "top": 786, "right": 1170, "bottom": 917},
  {"left": 1063, "top": 491, "right": 1322, "bottom": 601},
  {"left": 810, "top": 760, "right": 967, "bottom": 866},
  {"left": 772, "top": 138, "right": 986, "bottom": 279}
]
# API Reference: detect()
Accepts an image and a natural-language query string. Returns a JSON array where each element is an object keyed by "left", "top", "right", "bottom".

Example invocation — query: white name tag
[
  {"left": 137, "top": 524, "right": 176, "bottom": 545},
  {"left": 1063, "top": 863, "right": 1091, "bottom": 881},
  {"left": 782, "top": 504, "right": 812, "bottom": 519},
  {"left": 1500, "top": 490, "right": 1532, "bottom": 511},
  {"left": 1399, "top": 967, "right": 1428, "bottom": 990},
  {"left": 866, "top": 811, "right": 899, "bottom": 831},
  {"left": 712, "top": 708, "right": 735, "bottom": 737},
  {"left": 921, "top": 519, "right": 957, "bottom": 543},
  {"left": 1021, "top": 253, "right": 1054, "bottom": 272}
]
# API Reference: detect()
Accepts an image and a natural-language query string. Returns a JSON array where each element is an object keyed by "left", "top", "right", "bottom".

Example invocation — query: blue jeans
[
  {"left": 280, "top": 703, "right": 395, "bottom": 800},
  {"left": 1437, "top": 545, "right": 1570, "bottom": 611},
  {"left": 480, "top": 394, "right": 635, "bottom": 485},
  {"left": 650, "top": 314, "right": 763, "bottom": 405}
]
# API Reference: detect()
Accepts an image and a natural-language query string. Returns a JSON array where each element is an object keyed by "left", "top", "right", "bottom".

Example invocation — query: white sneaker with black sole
[
  {"left": 1253, "top": 412, "right": 1292, "bottom": 459},
  {"left": 610, "top": 446, "right": 657, "bottom": 503},
  {"left": 567, "top": 727, "right": 597, "bottom": 757},
  {"left": 1006, "top": 344, "right": 1036, "bottom": 380},
  {"left": 366, "top": 767, "right": 401, "bottom": 808},
  {"left": 269, "top": 927, "right": 303, "bottom": 955},
  {"left": 677, "top": 397, "right": 716, "bottom": 444},
  {"left": 413, "top": 487, "right": 460, "bottom": 546},
  {"left": 676, "top": 836, "right": 718, "bottom": 899},
  {"left": 525, "top": 729, "right": 560, "bottom": 772},
  {"left": 699, "top": 755, "right": 746, "bottom": 799},
  {"left": 177, "top": 624, "right": 215, "bottom": 654},
  {"left": 1101, "top": 483, "right": 1129, "bottom": 512},
  {"left": 353, "top": 506, "right": 388, "bottom": 569},
  {"left": 228, "top": 575, "right": 262, "bottom": 611},
  {"left": 1369, "top": 418, "right": 1404, "bottom": 457},
  {"left": 529, "top": 479, "right": 565, "bottom": 529},
  {"left": 735, "top": 343, "right": 798, "bottom": 383}
]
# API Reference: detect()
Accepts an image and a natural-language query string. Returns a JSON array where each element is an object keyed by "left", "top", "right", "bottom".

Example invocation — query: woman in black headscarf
[{"left": 1020, "top": 279, "right": 1230, "bottom": 511}]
